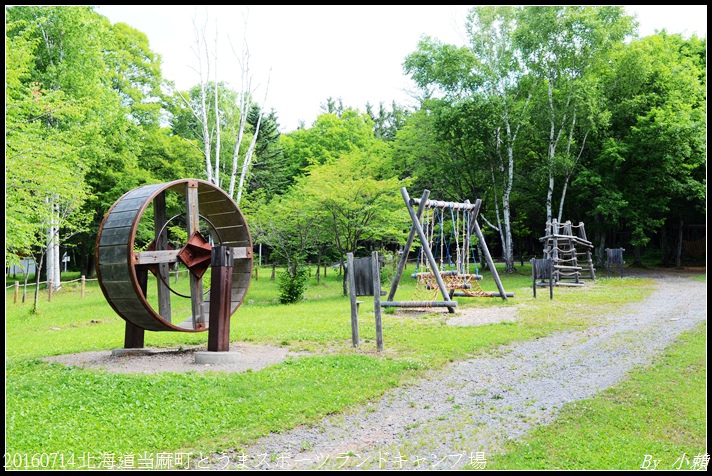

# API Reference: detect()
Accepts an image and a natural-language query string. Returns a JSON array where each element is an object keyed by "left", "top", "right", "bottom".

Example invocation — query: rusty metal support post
[{"left": 208, "top": 245, "right": 235, "bottom": 352}]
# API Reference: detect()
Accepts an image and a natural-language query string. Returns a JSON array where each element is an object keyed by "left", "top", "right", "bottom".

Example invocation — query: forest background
[{"left": 5, "top": 6, "right": 707, "bottom": 306}]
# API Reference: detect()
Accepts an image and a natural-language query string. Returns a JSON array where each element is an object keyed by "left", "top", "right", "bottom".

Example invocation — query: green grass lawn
[{"left": 4, "top": 264, "right": 706, "bottom": 470}]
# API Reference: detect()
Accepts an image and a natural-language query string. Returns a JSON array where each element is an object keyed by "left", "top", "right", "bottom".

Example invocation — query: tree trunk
[
  {"left": 316, "top": 250, "right": 322, "bottom": 284},
  {"left": 660, "top": 224, "right": 669, "bottom": 267},
  {"left": 340, "top": 256, "right": 347, "bottom": 296},
  {"left": 633, "top": 245, "right": 642, "bottom": 267},
  {"left": 596, "top": 230, "right": 606, "bottom": 268},
  {"left": 32, "top": 252, "right": 46, "bottom": 314},
  {"left": 675, "top": 217, "right": 683, "bottom": 268}
]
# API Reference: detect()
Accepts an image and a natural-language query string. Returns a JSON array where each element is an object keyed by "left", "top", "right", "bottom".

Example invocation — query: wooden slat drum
[{"left": 95, "top": 179, "right": 252, "bottom": 332}]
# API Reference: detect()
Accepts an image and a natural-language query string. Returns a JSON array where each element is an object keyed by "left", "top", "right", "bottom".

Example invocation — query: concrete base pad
[
  {"left": 194, "top": 351, "right": 243, "bottom": 365},
  {"left": 111, "top": 348, "right": 160, "bottom": 357}
]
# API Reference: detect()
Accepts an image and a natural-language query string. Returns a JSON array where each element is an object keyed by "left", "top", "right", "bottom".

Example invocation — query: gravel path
[{"left": 202, "top": 269, "right": 706, "bottom": 470}]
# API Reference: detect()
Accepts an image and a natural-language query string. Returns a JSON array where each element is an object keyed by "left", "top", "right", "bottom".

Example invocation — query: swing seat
[
  {"left": 443, "top": 273, "right": 482, "bottom": 289},
  {"left": 411, "top": 270, "right": 481, "bottom": 280}
]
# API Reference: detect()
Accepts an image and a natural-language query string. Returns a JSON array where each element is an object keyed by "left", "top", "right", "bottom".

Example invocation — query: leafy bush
[{"left": 278, "top": 267, "right": 309, "bottom": 304}]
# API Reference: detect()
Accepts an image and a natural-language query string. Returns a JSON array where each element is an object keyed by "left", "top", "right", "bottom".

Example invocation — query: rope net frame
[{"left": 411, "top": 201, "right": 490, "bottom": 299}]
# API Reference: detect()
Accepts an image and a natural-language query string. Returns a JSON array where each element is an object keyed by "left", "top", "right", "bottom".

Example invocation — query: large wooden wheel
[{"left": 95, "top": 179, "right": 252, "bottom": 332}]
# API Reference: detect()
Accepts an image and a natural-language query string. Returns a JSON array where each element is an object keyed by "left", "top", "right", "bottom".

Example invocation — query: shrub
[{"left": 277, "top": 266, "right": 309, "bottom": 304}]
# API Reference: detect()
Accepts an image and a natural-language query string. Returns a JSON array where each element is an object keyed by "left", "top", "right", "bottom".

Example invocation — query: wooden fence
[{"left": 5, "top": 267, "right": 196, "bottom": 304}]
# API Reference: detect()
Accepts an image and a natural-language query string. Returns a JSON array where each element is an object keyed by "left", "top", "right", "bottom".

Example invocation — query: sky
[{"left": 95, "top": 5, "right": 707, "bottom": 134}]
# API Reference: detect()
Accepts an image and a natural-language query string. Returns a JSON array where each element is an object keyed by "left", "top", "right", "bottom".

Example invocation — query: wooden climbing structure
[{"left": 538, "top": 219, "right": 596, "bottom": 286}]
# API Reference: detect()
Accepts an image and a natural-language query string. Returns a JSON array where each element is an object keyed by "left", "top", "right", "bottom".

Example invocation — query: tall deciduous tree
[
  {"left": 515, "top": 6, "right": 633, "bottom": 232},
  {"left": 250, "top": 187, "right": 321, "bottom": 303},
  {"left": 296, "top": 148, "right": 411, "bottom": 294},
  {"left": 7, "top": 6, "right": 171, "bottom": 283},
  {"left": 176, "top": 7, "right": 270, "bottom": 205},
  {"left": 402, "top": 6, "right": 532, "bottom": 273},
  {"left": 583, "top": 31, "right": 706, "bottom": 265},
  {"left": 6, "top": 7, "right": 99, "bottom": 307}
]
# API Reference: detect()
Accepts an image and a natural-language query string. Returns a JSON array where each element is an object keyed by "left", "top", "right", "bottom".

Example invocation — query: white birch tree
[
  {"left": 177, "top": 7, "right": 270, "bottom": 204},
  {"left": 515, "top": 6, "right": 630, "bottom": 230},
  {"left": 466, "top": 6, "right": 530, "bottom": 273}
]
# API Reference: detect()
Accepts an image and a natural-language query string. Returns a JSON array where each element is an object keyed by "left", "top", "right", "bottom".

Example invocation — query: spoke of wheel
[{"left": 186, "top": 180, "right": 205, "bottom": 329}]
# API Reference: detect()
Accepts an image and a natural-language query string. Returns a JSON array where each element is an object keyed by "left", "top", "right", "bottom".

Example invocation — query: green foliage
[
  {"left": 297, "top": 148, "right": 411, "bottom": 255},
  {"left": 583, "top": 32, "right": 707, "bottom": 259},
  {"left": 246, "top": 107, "right": 289, "bottom": 198},
  {"left": 5, "top": 8, "right": 97, "bottom": 266},
  {"left": 277, "top": 267, "right": 309, "bottom": 304},
  {"left": 280, "top": 107, "right": 377, "bottom": 178},
  {"left": 365, "top": 100, "right": 411, "bottom": 141}
]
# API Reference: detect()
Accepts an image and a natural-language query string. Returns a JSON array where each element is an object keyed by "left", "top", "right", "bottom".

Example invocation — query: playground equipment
[
  {"left": 95, "top": 179, "right": 252, "bottom": 351},
  {"left": 385, "top": 188, "right": 511, "bottom": 314},
  {"left": 539, "top": 219, "right": 595, "bottom": 286}
]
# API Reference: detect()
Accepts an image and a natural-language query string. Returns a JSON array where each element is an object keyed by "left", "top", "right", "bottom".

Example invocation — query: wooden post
[
  {"left": 48, "top": 279, "right": 53, "bottom": 302},
  {"left": 532, "top": 258, "right": 553, "bottom": 300},
  {"left": 124, "top": 321, "right": 145, "bottom": 349},
  {"left": 80, "top": 275, "right": 85, "bottom": 298},
  {"left": 401, "top": 188, "right": 456, "bottom": 313},
  {"left": 154, "top": 191, "right": 172, "bottom": 322},
  {"left": 552, "top": 219, "right": 560, "bottom": 283},
  {"left": 372, "top": 251, "right": 384, "bottom": 352},
  {"left": 387, "top": 188, "right": 429, "bottom": 302},
  {"left": 125, "top": 267, "right": 148, "bottom": 348},
  {"left": 208, "top": 246, "right": 235, "bottom": 352},
  {"left": 470, "top": 218, "right": 508, "bottom": 300},
  {"left": 185, "top": 181, "right": 204, "bottom": 329},
  {"left": 347, "top": 253, "right": 359, "bottom": 348},
  {"left": 14, "top": 281, "right": 19, "bottom": 304}
]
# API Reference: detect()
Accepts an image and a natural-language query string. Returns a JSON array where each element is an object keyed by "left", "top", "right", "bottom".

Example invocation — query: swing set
[
  {"left": 384, "top": 188, "right": 512, "bottom": 314},
  {"left": 411, "top": 199, "right": 483, "bottom": 299}
]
